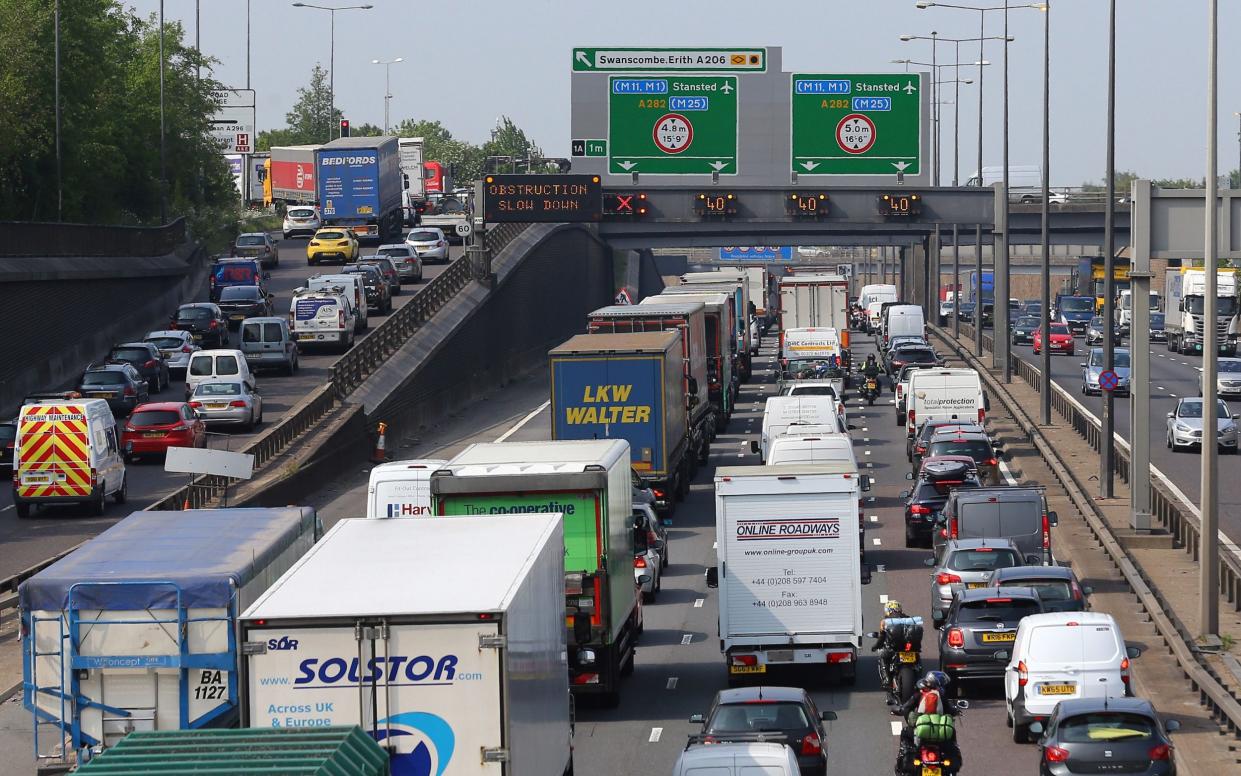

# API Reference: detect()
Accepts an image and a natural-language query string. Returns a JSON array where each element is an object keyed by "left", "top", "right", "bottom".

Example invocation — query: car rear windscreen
[
  {"left": 220, "top": 286, "right": 262, "bottom": 301},
  {"left": 130, "top": 410, "right": 181, "bottom": 427},
  {"left": 110, "top": 347, "right": 150, "bottom": 361},
  {"left": 1000, "top": 579, "right": 1073, "bottom": 602},
  {"left": 178, "top": 307, "right": 211, "bottom": 320},
  {"left": 706, "top": 702, "right": 810, "bottom": 734},
  {"left": 946, "top": 548, "right": 1021, "bottom": 572},
  {"left": 929, "top": 440, "right": 992, "bottom": 461},
  {"left": 957, "top": 598, "right": 1042, "bottom": 622},
  {"left": 83, "top": 372, "right": 126, "bottom": 385},
  {"left": 146, "top": 337, "right": 183, "bottom": 349},
  {"left": 236, "top": 235, "right": 265, "bottom": 246},
  {"left": 408, "top": 231, "right": 439, "bottom": 241},
  {"left": 1058, "top": 712, "right": 1155, "bottom": 743}
]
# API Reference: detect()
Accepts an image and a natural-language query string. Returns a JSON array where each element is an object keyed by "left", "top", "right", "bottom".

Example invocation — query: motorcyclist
[
  {"left": 861, "top": 354, "right": 882, "bottom": 394},
  {"left": 870, "top": 600, "right": 907, "bottom": 686},
  {"left": 893, "top": 671, "right": 964, "bottom": 774}
]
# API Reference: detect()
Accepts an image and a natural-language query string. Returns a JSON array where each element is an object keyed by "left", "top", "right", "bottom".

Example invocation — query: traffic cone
[
  {"left": 371, "top": 422, "right": 389, "bottom": 464},
  {"left": 182, "top": 496, "right": 191, "bottom": 510}
]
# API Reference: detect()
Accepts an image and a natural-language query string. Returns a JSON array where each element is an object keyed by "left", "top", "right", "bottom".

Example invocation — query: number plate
[
  {"left": 921, "top": 766, "right": 942, "bottom": 776},
  {"left": 898, "top": 651, "right": 918, "bottom": 663},
  {"left": 729, "top": 664, "right": 766, "bottom": 675},
  {"left": 767, "top": 650, "right": 794, "bottom": 662},
  {"left": 206, "top": 403, "right": 227, "bottom": 410},
  {"left": 981, "top": 632, "right": 1016, "bottom": 643},
  {"left": 1038, "top": 683, "right": 1076, "bottom": 695},
  {"left": 22, "top": 473, "right": 52, "bottom": 485},
  {"left": 298, "top": 333, "right": 316, "bottom": 341},
  {"left": 89, "top": 392, "right": 110, "bottom": 398},
  {"left": 143, "top": 432, "right": 164, "bottom": 438},
  {"left": 966, "top": 582, "right": 988, "bottom": 589},
  {"left": 192, "top": 334, "right": 203, "bottom": 341}
]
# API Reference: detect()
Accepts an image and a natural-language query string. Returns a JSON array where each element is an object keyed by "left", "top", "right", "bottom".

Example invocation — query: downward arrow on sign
[
  {"left": 709, "top": 161, "right": 728, "bottom": 171},
  {"left": 617, "top": 161, "right": 637, "bottom": 171},
  {"left": 892, "top": 161, "right": 911, "bottom": 172},
  {"left": 801, "top": 161, "right": 820, "bottom": 171}
]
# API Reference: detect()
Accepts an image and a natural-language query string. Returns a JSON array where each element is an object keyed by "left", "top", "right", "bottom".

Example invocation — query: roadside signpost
[
  {"left": 790, "top": 73, "right": 922, "bottom": 177},
  {"left": 1098, "top": 369, "right": 1119, "bottom": 393},
  {"left": 608, "top": 75, "right": 738, "bottom": 175}
]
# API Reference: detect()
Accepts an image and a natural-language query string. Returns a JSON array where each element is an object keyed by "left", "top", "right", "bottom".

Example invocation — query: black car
[
  {"left": 939, "top": 586, "right": 1043, "bottom": 692},
  {"left": 1149, "top": 311, "right": 1166, "bottom": 342},
  {"left": 107, "top": 342, "right": 170, "bottom": 392},
  {"left": 78, "top": 362, "right": 149, "bottom": 415},
  {"left": 899, "top": 457, "right": 982, "bottom": 548},
  {"left": 172, "top": 303, "right": 229, "bottom": 347},
  {"left": 216, "top": 285, "right": 274, "bottom": 328},
  {"left": 689, "top": 686, "right": 836, "bottom": 776},
  {"left": 887, "top": 345, "right": 938, "bottom": 376},
  {"left": 908, "top": 418, "right": 985, "bottom": 464},
  {"left": 1007, "top": 299, "right": 1023, "bottom": 324},
  {"left": 979, "top": 302, "right": 994, "bottom": 327},
  {"left": 1012, "top": 315, "right": 1040, "bottom": 345},
  {"left": 958, "top": 302, "right": 977, "bottom": 323},
  {"left": 341, "top": 263, "right": 392, "bottom": 315},
  {"left": 987, "top": 565, "right": 1091, "bottom": 613},
  {"left": 0, "top": 420, "right": 15, "bottom": 470},
  {"left": 1032, "top": 697, "right": 1180, "bottom": 776}
]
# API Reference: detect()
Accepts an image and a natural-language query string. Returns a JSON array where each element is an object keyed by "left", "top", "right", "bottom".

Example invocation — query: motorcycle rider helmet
[
  {"left": 883, "top": 600, "right": 904, "bottom": 618},
  {"left": 921, "top": 670, "right": 949, "bottom": 690}
]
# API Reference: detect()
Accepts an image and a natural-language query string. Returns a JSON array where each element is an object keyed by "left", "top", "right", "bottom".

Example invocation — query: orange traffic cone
[
  {"left": 371, "top": 422, "right": 389, "bottom": 464},
  {"left": 182, "top": 497, "right": 191, "bottom": 510}
]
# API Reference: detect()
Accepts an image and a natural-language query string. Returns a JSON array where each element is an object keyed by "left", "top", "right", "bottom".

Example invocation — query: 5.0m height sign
[
  {"left": 608, "top": 75, "right": 738, "bottom": 176},
  {"left": 790, "top": 73, "right": 922, "bottom": 177}
]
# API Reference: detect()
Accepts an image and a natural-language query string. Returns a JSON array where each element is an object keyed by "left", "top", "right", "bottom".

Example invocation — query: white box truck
[
  {"left": 241, "top": 515, "right": 572, "bottom": 776},
  {"left": 780, "top": 275, "right": 850, "bottom": 358},
  {"left": 758, "top": 395, "right": 841, "bottom": 463},
  {"left": 1164, "top": 267, "right": 1240, "bottom": 355},
  {"left": 707, "top": 464, "right": 866, "bottom": 685}
]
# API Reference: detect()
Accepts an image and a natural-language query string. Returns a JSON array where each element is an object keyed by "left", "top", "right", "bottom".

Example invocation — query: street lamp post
[
  {"left": 892, "top": 59, "right": 981, "bottom": 189},
  {"left": 1201, "top": 0, "right": 1221, "bottom": 641},
  {"left": 159, "top": 0, "right": 166, "bottom": 223},
  {"left": 1101, "top": 0, "right": 1117, "bottom": 498},
  {"left": 291, "top": 3, "right": 374, "bottom": 141},
  {"left": 54, "top": 0, "right": 61, "bottom": 221},
  {"left": 372, "top": 57, "right": 404, "bottom": 134},
  {"left": 1039, "top": 1, "right": 1051, "bottom": 424}
]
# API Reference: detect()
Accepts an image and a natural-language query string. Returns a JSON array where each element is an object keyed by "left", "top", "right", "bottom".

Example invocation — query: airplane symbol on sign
[{"left": 904, "top": 82, "right": 916, "bottom": 95}]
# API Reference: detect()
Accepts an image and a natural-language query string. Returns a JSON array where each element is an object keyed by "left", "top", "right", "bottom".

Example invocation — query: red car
[
  {"left": 1033, "top": 322, "right": 1075, "bottom": 355},
  {"left": 120, "top": 402, "right": 207, "bottom": 462}
]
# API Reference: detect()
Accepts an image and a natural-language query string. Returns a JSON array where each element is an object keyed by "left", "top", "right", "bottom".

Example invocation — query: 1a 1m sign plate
[
  {"left": 608, "top": 75, "right": 738, "bottom": 176},
  {"left": 790, "top": 73, "right": 922, "bottom": 177}
]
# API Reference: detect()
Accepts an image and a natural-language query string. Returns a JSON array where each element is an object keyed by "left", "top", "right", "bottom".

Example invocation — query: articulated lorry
[
  {"left": 642, "top": 292, "right": 736, "bottom": 429},
  {"left": 1164, "top": 267, "right": 1240, "bottom": 355},
  {"left": 550, "top": 331, "right": 699, "bottom": 508},
  {"left": 315, "top": 136, "right": 404, "bottom": 241},
  {"left": 671, "top": 275, "right": 753, "bottom": 381},
  {"left": 241, "top": 515, "right": 572, "bottom": 776},
  {"left": 21, "top": 508, "right": 321, "bottom": 766},
  {"left": 430, "top": 440, "right": 639, "bottom": 705},
  {"left": 780, "top": 274, "right": 851, "bottom": 357},
  {"left": 268, "top": 145, "right": 321, "bottom": 204}
]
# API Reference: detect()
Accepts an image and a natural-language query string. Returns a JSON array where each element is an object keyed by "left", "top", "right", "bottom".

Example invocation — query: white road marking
[
  {"left": 666, "top": 677, "right": 679, "bottom": 690},
  {"left": 998, "top": 459, "right": 1019, "bottom": 486},
  {"left": 866, "top": 462, "right": 874, "bottom": 468},
  {"left": 864, "top": 450, "right": 872, "bottom": 456},
  {"left": 869, "top": 515, "right": 879, "bottom": 523},
  {"left": 863, "top": 427, "right": 870, "bottom": 432},
  {"left": 694, "top": 598, "right": 705, "bottom": 608},
  {"left": 681, "top": 634, "right": 694, "bottom": 645},
  {"left": 879, "top": 594, "right": 889, "bottom": 604},
  {"left": 737, "top": 453, "right": 745, "bottom": 458},
  {"left": 649, "top": 727, "right": 663, "bottom": 743},
  {"left": 868, "top": 497, "right": 876, "bottom": 503},
  {"left": 1157, "top": 386, "right": 1165, "bottom": 391},
  {"left": 864, "top": 437, "right": 871, "bottom": 443},
  {"left": 890, "top": 721, "right": 904, "bottom": 736},
  {"left": 872, "top": 537, "right": 882, "bottom": 546},
  {"left": 495, "top": 400, "right": 550, "bottom": 442},
  {"left": 0, "top": 505, "right": 12, "bottom": 513},
  {"left": 877, "top": 564, "right": 887, "bottom": 572},
  {"left": 713, "top": 541, "right": 718, "bottom": 549}
]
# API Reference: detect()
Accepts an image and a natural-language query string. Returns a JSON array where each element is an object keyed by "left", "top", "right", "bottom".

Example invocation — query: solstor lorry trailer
[
  {"left": 666, "top": 279, "right": 752, "bottom": 381},
  {"left": 550, "top": 332, "right": 697, "bottom": 506},
  {"left": 708, "top": 464, "right": 865, "bottom": 685},
  {"left": 21, "top": 508, "right": 321, "bottom": 765},
  {"left": 641, "top": 293, "right": 736, "bottom": 428},
  {"left": 429, "top": 440, "right": 638, "bottom": 704},
  {"left": 240, "top": 515, "right": 572, "bottom": 776}
]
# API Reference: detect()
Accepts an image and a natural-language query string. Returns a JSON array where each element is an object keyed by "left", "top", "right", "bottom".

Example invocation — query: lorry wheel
[{"left": 14, "top": 501, "right": 30, "bottom": 519}]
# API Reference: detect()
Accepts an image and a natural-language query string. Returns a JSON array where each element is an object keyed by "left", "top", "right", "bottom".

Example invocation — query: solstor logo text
[
  {"left": 295, "top": 655, "right": 460, "bottom": 687},
  {"left": 267, "top": 636, "right": 299, "bottom": 651}
]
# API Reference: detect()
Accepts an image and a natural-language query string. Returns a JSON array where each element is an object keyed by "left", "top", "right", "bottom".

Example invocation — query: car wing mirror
[
  {"left": 749, "top": 440, "right": 759, "bottom": 455},
  {"left": 1125, "top": 645, "right": 1142, "bottom": 659},
  {"left": 1079, "top": 362, "right": 1088, "bottom": 368},
  {"left": 904, "top": 472, "right": 914, "bottom": 481},
  {"left": 637, "top": 574, "right": 652, "bottom": 586},
  {"left": 993, "top": 650, "right": 1010, "bottom": 662},
  {"left": 1082, "top": 585, "right": 1094, "bottom": 595},
  {"left": 899, "top": 490, "right": 911, "bottom": 500},
  {"left": 1166, "top": 412, "right": 1175, "bottom": 419},
  {"left": 1164, "top": 719, "right": 1181, "bottom": 733},
  {"left": 1028, "top": 720, "right": 1044, "bottom": 735},
  {"left": 1025, "top": 554, "right": 1042, "bottom": 565},
  {"left": 955, "top": 700, "right": 970, "bottom": 710},
  {"left": 923, "top": 557, "right": 936, "bottom": 568},
  {"left": 1047, "top": 511, "right": 1059, "bottom": 526},
  {"left": 820, "top": 710, "right": 838, "bottom": 721},
  {"left": 689, "top": 714, "right": 706, "bottom": 724}
]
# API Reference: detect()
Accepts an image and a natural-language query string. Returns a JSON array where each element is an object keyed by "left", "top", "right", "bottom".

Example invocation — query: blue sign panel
[
  {"left": 612, "top": 79, "right": 669, "bottom": 94},
  {"left": 718, "top": 246, "right": 793, "bottom": 262}
]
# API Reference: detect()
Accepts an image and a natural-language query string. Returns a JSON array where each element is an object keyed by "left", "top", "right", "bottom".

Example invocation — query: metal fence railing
[{"left": 0, "top": 218, "right": 187, "bottom": 258}]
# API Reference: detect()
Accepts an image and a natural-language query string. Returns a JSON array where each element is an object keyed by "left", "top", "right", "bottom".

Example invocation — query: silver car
[
  {"left": 1166, "top": 397, "right": 1239, "bottom": 453},
  {"left": 1197, "top": 357, "right": 1241, "bottom": 397},
  {"left": 189, "top": 379, "right": 263, "bottom": 430},
  {"left": 930, "top": 538, "right": 1024, "bottom": 628},
  {"left": 405, "top": 227, "right": 450, "bottom": 263},
  {"left": 373, "top": 243, "right": 423, "bottom": 282},
  {"left": 144, "top": 330, "right": 199, "bottom": 375},
  {"left": 1080, "top": 347, "right": 1131, "bottom": 396}
]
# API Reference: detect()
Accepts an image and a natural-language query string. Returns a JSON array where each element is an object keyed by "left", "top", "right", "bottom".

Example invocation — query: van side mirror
[
  {"left": 1047, "top": 511, "right": 1059, "bottom": 526},
  {"left": 984, "top": 393, "right": 991, "bottom": 412},
  {"left": 705, "top": 566, "right": 719, "bottom": 588},
  {"left": 689, "top": 713, "right": 706, "bottom": 724},
  {"left": 1025, "top": 554, "right": 1042, "bottom": 565},
  {"left": 820, "top": 710, "right": 838, "bottom": 721},
  {"left": 860, "top": 475, "right": 872, "bottom": 492},
  {"left": 865, "top": 631, "right": 880, "bottom": 639},
  {"left": 749, "top": 440, "right": 759, "bottom": 455},
  {"left": 688, "top": 377, "right": 699, "bottom": 395},
  {"left": 923, "top": 557, "right": 936, "bottom": 568},
  {"left": 1125, "top": 645, "right": 1142, "bottom": 659},
  {"left": 1082, "top": 585, "right": 1094, "bottom": 595},
  {"left": 1028, "top": 720, "right": 1044, "bottom": 735},
  {"left": 263, "top": 271, "right": 272, "bottom": 280},
  {"left": 899, "top": 490, "right": 911, "bottom": 500},
  {"left": 904, "top": 472, "right": 914, "bottom": 481}
]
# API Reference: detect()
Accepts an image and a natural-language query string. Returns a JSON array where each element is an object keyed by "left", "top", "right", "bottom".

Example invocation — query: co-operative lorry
[
  {"left": 241, "top": 515, "right": 572, "bottom": 776},
  {"left": 429, "top": 440, "right": 639, "bottom": 705},
  {"left": 1164, "top": 267, "right": 1240, "bottom": 355},
  {"left": 550, "top": 332, "right": 697, "bottom": 507},
  {"left": 21, "top": 508, "right": 321, "bottom": 766},
  {"left": 707, "top": 464, "right": 867, "bottom": 685},
  {"left": 671, "top": 275, "right": 752, "bottom": 381},
  {"left": 642, "top": 292, "right": 736, "bottom": 429},
  {"left": 780, "top": 274, "right": 851, "bottom": 357},
  {"left": 315, "top": 136, "right": 404, "bottom": 241},
  {"left": 587, "top": 301, "right": 714, "bottom": 437},
  {"left": 269, "top": 145, "right": 321, "bottom": 204}
]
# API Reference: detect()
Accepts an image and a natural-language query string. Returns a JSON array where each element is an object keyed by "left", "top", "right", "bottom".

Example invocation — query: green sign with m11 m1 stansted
[
  {"left": 790, "top": 73, "right": 922, "bottom": 177},
  {"left": 608, "top": 75, "right": 738, "bottom": 176}
]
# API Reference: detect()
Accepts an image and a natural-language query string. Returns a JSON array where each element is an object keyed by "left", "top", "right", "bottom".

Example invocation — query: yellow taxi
[{"left": 306, "top": 228, "right": 359, "bottom": 266}]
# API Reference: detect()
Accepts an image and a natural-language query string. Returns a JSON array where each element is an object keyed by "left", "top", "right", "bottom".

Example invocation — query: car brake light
[
  {"left": 229, "top": 400, "right": 247, "bottom": 408},
  {"left": 652, "top": 488, "right": 666, "bottom": 498},
  {"left": 1044, "top": 745, "right": 1070, "bottom": 763},
  {"left": 946, "top": 628, "right": 964, "bottom": 648},
  {"left": 950, "top": 516, "right": 959, "bottom": 538},
  {"left": 89, "top": 467, "right": 97, "bottom": 488},
  {"left": 904, "top": 641, "right": 913, "bottom": 651},
  {"left": 910, "top": 505, "right": 932, "bottom": 515},
  {"left": 939, "top": 528, "right": 948, "bottom": 538},
  {"left": 634, "top": 556, "right": 647, "bottom": 569},
  {"left": 123, "top": 386, "right": 135, "bottom": 397},
  {"left": 731, "top": 654, "right": 758, "bottom": 667},
  {"left": 647, "top": 529, "right": 659, "bottom": 545},
  {"left": 171, "top": 424, "right": 189, "bottom": 432},
  {"left": 936, "top": 572, "right": 962, "bottom": 585},
  {"left": 908, "top": 410, "right": 915, "bottom": 426},
  {"left": 143, "top": 360, "right": 156, "bottom": 368},
  {"left": 916, "top": 442, "right": 927, "bottom": 453},
  {"left": 800, "top": 733, "right": 822, "bottom": 756},
  {"left": 338, "top": 310, "right": 346, "bottom": 328},
  {"left": 1148, "top": 744, "right": 1172, "bottom": 761},
  {"left": 1042, "top": 514, "right": 1051, "bottom": 550},
  {"left": 169, "top": 322, "right": 179, "bottom": 330},
  {"left": 1017, "top": 660, "right": 1028, "bottom": 687},
  {"left": 189, "top": 401, "right": 202, "bottom": 408},
  {"left": 978, "top": 408, "right": 986, "bottom": 423},
  {"left": 209, "top": 320, "right": 219, "bottom": 329},
  {"left": 1120, "top": 657, "right": 1131, "bottom": 684}
]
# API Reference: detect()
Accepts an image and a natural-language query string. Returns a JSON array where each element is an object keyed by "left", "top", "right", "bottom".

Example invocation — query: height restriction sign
[
  {"left": 608, "top": 75, "right": 738, "bottom": 175},
  {"left": 790, "top": 73, "right": 922, "bottom": 176}
]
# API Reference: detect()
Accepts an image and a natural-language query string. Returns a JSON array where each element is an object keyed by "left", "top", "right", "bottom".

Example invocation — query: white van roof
[
  {"left": 1019, "top": 611, "right": 1123, "bottom": 664},
  {"left": 676, "top": 742, "right": 797, "bottom": 774},
  {"left": 369, "top": 458, "right": 450, "bottom": 479}
]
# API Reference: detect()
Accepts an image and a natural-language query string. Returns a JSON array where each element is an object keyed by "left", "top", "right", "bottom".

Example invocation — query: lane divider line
[
  {"left": 872, "top": 538, "right": 882, "bottom": 546},
  {"left": 649, "top": 728, "right": 663, "bottom": 743},
  {"left": 879, "top": 594, "right": 889, "bottom": 604},
  {"left": 998, "top": 459, "right": 1020, "bottom": 486},
  {"left": 495, "top": 400, "right": 550, "bottom": 442},
  {"left": 890, "top": 721, "right": 903, "bottom": 736},
  {"left": 681, "top": 634, "right": 693, "bottom": 645},
  {"left": 694, "top": 598, "right": 705, "bottom": 608},
  {"left": 666, "top": 677, "right": 678, "bottom": 690}
]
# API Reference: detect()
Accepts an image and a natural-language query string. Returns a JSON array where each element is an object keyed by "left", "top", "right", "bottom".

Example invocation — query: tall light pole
[
  {"left": 1100, "top": 0, "right": 1117, "bottom": 498},
  {"left": 1039, "top": 0, "right": 1051, "bottom": 424},
  {"left": 246, "top": 0, "right": 252, "bottom": 89},
  {"left": 292, "top": 3, "right": 374, "bottom": 141},
  {"left": 1201, "top": 0, "right": 1220, "bottom": 641},
  {"left": 159, "top": 0, "right": 167, "bottom": 223},
  {"left": 891, "top": 59, "right": 983, "bottom": 188},
  {"left": 1234, "top": 111, "right": 1241, "bottom": 186},
  {"left": 54, "top": 0, "right": 61, "bottom": 221},
  {"left": 372, "top": 57, "right": 403, "bottom": 134}
]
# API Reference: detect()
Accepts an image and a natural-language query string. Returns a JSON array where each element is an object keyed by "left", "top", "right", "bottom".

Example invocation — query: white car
[
  {"left": 1197, "top": 357, "right": 1241, "bottom": 398},
  {"left": 143, "top": 330, "right": 199, "bottom": 375},
  {"left": 188, "top": 379, "right": 263, "bottom": 430},
  {"left": 405, "top": 227, "right": 450, "bottom": 263},
  {"left": 633, "top": 519, "right": 662, "bottom": 602},
  {"left": 281, "top": 205, "right": 321, "bottom": 239},
  {"left": 1166, "top": 397, "right": 1239, "bottom": 453}
]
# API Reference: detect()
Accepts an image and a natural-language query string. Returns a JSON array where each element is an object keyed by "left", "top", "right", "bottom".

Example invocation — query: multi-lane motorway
[{"left": 0, "top": 235, "right": 462, "bottom": 579}]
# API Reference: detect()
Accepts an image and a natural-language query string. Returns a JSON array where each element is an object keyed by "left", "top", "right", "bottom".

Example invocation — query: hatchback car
[
  {"left": 689, "top": 687, "right": 836, "bottom": 776},
  {"left": 144, "top": 330, "right": 199, "bottom": 376},
  {"left": 922, "top": 430, "right": 1000, "bottom": 485},
  {"left": 189, "top": 380, "right": 263, "bottom": 430},
  {"left": 633, "top": 520, "right": 661, "bottom": 602},
  {"left": 171, "top": 303, "right": 229, "bottom": 347},
  {"left": 1033, "top": 323, "right": 1075, "bottom": 355},
  {"left": 79, "top": 363, "right": 149, "bottom": 415},
  {"left": 886, "top": 344, "right": 937, "bottom": 376},
  {"left": 909, "top": 419, "right": 985, "bottom": 466},
  {"left": 1198, "top": 356, "right": 1241, "bottom": 398},
  {"left": 634, "top": 503, "right": 668, "bottom": 567},
  {"left": 307, "top": 228, "right": 360, "bottom": 265},
  {"left": 233, "top": 232, "right": 278, "bottom": 268},
  {"left": 900, "top": 457, "right": 982, "bottom": 548},
  {"left": 405, "top": 227, "right": 450, "bottom": 263},
  {"left": 939, "top": 586, "right": 1043, "bottom": 691},
  {"left": 372, "top": 243, "right": 423, "bottom": 282},
  {"left": 1085, "top": 316, "right": 1122, "bottom": 346},
  {"left": 930, "top": 538, "right": 1025, "bottom": 628},
  {"left": 1166, "top": 397, "right": 1238, "bottom": 453},
  {"left": 107, "top": 342, "right": 170, "bottom": 393},
  {"left": 216, "top": 285, "right": 274, "bottom": 327},
  {"left": 340, "top": 263, "right": 392, "bottom": 314},
  {"left": 362, "top": 253, "right": 408, "bottom": 293},
  {"left": 120, "top": 401, "right": 206, "bottom": 462},
  {"left": 1031, "top": 697, "right": 1179, "bottom": 776},
  {"left": 282, "top": 205, "right": 321, "bottom": 239},
  {"left": 1080, "top": 347, "right": 1131, "bottom": 396},
  {"left": 987, "top": 565, "right": 1091, "bottom": 613},
  {"left": 1011, "top": 315, "right": 1040, "bottom": 345},
  {"left": 0, "top": 420, "right": 16, "bottom": 471}
]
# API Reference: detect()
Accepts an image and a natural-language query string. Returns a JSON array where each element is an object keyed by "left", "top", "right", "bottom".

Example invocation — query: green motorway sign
[
  {"left": 790, "top": 73, "right": 922, "bottom": 176},
  {"left": 574, "top": 47, "right": 765, "bottom": 73},
  {"left": 608, "top": 75, "right": 738, "bottom": 176}
]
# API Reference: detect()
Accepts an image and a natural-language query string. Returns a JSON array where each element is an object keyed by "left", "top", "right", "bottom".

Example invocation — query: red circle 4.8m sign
[{"left": 653, "top": 113, "right": 694, "bottom": 154}]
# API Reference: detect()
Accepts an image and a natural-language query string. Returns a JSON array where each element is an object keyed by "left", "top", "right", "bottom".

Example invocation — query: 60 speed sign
[{"left": 836, "top": 113, "right": 876, "bottom": 154}]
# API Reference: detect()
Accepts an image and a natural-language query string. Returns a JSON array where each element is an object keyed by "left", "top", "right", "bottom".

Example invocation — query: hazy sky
[{"left": 129, "top": 1, "right": 1241, "bottom": 187}]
